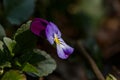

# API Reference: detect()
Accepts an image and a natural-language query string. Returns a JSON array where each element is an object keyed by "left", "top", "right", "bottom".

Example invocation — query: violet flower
[{"left": 30, "top": 18, "right": 74, "bottom": 59}]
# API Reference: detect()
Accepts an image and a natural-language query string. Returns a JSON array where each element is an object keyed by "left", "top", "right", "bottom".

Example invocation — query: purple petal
[
  {"left": 56, "top": 38, "right": 74, "bottom": 59},
  {"left": 50, "top": 22, "right": 61, "bottom": 37},
  {"left": 45, "top": 22, "right": 61, "bottom": 44},
  {"left": 30, "top": 18, "right": 49, "bottom": 36},
  {"left": 56, "top": 44, "right": 69, "bottom": 59},
  {"left": 59, "top": 38, "right": 74, "bottom": 55},
  {"left": 46, "top": 22, "right": 61, "bottom": 37},
  {"left": 45, "top": 23, "right": 54, "bottom": 44}
]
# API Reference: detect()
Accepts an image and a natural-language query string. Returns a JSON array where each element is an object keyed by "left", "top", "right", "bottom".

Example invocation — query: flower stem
[{"left": 76, "top": 41, "right": 105, "bottom": 80}]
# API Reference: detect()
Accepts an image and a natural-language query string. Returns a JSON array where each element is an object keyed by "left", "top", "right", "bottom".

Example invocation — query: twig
[{"left": 76, "top": 40, "right": 105, "bottom": 80}]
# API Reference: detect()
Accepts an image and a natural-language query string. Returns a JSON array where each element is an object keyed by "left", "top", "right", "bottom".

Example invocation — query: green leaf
[
  {"left": 14, "top": 20, "right": 31, "bottom": 39},
  {"left": 22, "top": 63, "right": 39, "bottom": 76},
  {"left": 3, "top": 0, "right": 35, "bottom": 25},
  {"left": 32, "top": 49, "right": 56, "bottom": 77},
  {"left": 3, "top": 37, "right": 16, "bottom": 56},
  {"left": 0, "top": 46, "right": 11, "bottom": 67},
  {"left": 1, "top": 70, "right": 26, "bottom": 80},
  {"left": 14, "top": 21, "right": 31, "bottom": 38},
  {"left": 0, "top": 68, "right": 4, "bottom": 75},
  {"left": 28, "top": 50, "right": 46, "bottom": 64},
  {"left": 0, "top": 24, "right": 6, "bottom": 40},
  {"left": 0, "top": 62, "right": 11, "bottom": 75},
  {"left": 106, "top": 74, "right": 117, "bottom": 80},
  {"left": 16, "top": 49, "right": 45, "bottom": 70},
  {"left": 0, "top": 39, "right": 13, "bottom": 67},
  {"left": 22, "top": 49, "right": 56, "bottom": 77},
  {"left": 0, "top": 47, "right": 12, "bottom": 67},
  {"left": 0, "top": 62, "right": 11, "bottom": 68},
  {"left": 0, "top": 40, "right": 4, "bottom": 51},
  {"left": 14, "top": 21, "right": 37, "bottom": 53}
]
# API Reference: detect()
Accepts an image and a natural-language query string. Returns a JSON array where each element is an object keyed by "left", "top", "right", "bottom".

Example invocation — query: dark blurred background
[{"left": 0, "top": 0, "right": 120, "bottom": 80}]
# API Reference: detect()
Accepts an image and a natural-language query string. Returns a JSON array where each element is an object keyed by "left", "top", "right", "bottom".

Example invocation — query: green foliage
[
  {"left": 0, "top": 24, "right": 6, "bottom": 40},
  {"left": 22, "top": 63, "right": 39, "bottom": 76},
  {"left": 0, "top": 41, "right": 4, "bottom": 51},
  {"left": 1, "top": 70, "right": 26, "bottom": 80},
  {"left": 31, "top": 49, "right": 56, "bottom": 77},
  {"left": 0, "top": 38, "right": 12, "bottom": 67},
  {"left": 13, "top": 21, "right": 37, "bottom": 53},
  {"left": 21, "top": 49, "right": 56, "bottom": 77},
  {"left": 14, "top": 21, "right": 31, "bottom": 38},
  {"left": 0, "top": 21, "right": 56, "bottom": 79},
  {"left": 3, "top": 37, "right": 16, "bottom": 56},
  {"left": 3, "top": 0, "right": 35, "bottom": 25},
  {"left": 106, "top": 74, "right": 117, "bottom": 80}
]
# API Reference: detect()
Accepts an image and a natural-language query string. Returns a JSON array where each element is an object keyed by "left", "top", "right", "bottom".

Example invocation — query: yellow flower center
[{"left": 54, "top": 34, "right": 60, "bottom": 44}]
